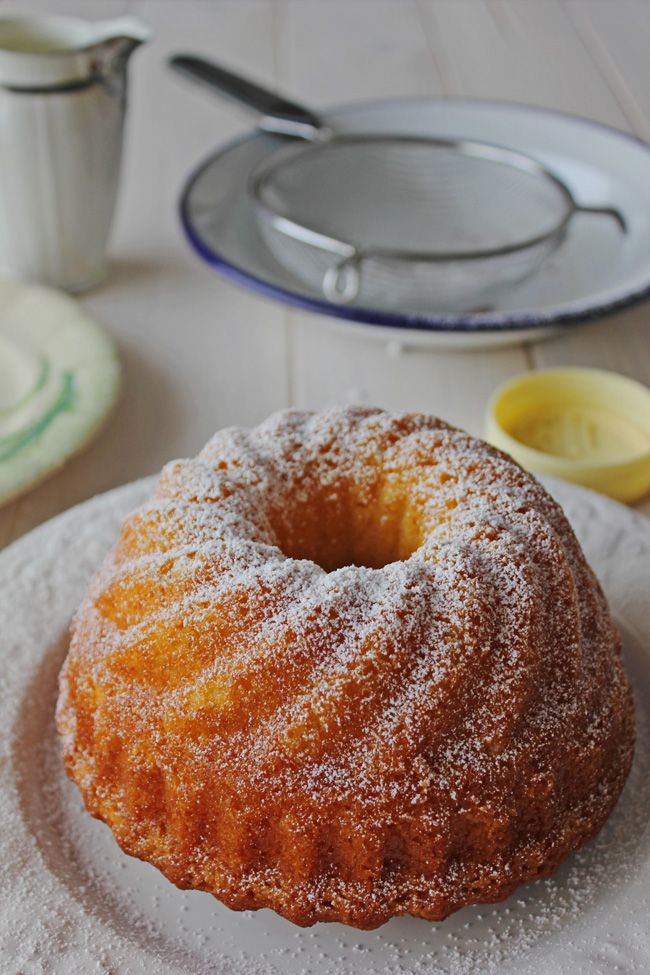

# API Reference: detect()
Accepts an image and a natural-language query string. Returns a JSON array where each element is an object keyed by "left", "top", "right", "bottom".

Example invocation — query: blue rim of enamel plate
[{"left": 179, "top": 98, "right": 650, "bottom": 334}]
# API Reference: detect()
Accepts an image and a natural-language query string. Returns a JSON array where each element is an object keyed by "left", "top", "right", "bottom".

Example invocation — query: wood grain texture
[
  {"left": 567, "top": 0, "right": 650, "bottom": 141},
  {"left": 0, "top": 0, "right": 648, "bottom": 548},
  {"left": 418, "top": 0, "right": 630, "bottom": 126}
]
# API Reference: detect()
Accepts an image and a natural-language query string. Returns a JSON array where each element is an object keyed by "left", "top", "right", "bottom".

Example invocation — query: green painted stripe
[
  {"left": 0, "top": 354, "right": 49, "bottom": 418},
  {"left": 0, "top": 370, "right": 76, "bottom": 463}
]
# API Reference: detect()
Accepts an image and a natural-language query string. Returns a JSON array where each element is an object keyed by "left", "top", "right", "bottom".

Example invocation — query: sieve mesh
[
  {"left": 253, "top": 137, "right": 571, "bottom": 257},
  {"left": 250, "top": 136, "right": 623, "bottom": 308}
]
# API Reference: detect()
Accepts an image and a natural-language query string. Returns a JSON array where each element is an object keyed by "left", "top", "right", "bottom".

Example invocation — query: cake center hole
[{"left": 267, "top": 492, "right": 422, "bottom": 571}]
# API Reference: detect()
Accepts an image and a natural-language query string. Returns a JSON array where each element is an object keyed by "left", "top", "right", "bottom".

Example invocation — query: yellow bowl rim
[{"left": 486, "top": 366, "right": 650, "bottom": 474}]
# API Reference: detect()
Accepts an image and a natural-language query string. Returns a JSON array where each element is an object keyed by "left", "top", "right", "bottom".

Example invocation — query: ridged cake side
[{"left": 57, "top": 407, "right": 635, "bottom": 928}]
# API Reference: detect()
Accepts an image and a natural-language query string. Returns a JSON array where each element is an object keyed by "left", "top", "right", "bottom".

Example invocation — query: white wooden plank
[
  {"left": 289, "top": 317, "right": 529, "bottom": 437},
  {"left": 124, "top": 0, "right": 291, "bottom": 430},
  {"left": 276, "top": 0, "right": 441, "bottom": 105},
  {"left": 418, "top": 0, "right": 630, "bottom": 128},
  {"left": 532, "top": 1, "right": 650, "bottom": 409},
  {"left": 279, "top": 0, "right": 529, "bottom": 434},
  {"left": 567, "top": 0, "right": 650, "bottom": 141},
  {"left": 532, "top": 302, "right": 650, "bottom": 381}
]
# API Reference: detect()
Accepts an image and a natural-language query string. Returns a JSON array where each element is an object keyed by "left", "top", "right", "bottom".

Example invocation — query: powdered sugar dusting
[
  {"left": 0, "top": 470, "right": 649, "bottom": 972},
  {"left": 55, "top": 408, "right": 634, "bottom": 931}
]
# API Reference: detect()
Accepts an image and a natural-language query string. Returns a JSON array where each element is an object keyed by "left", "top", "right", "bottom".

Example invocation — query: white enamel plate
[
  {"left": 1, "top": 476, "right": 649, "bottom": 974},
  {"left": 0, "top": 277, "right": 120, "bottom": 506},
  {"left": 181, "top": 100, "right": 650, "bottom": 350}
]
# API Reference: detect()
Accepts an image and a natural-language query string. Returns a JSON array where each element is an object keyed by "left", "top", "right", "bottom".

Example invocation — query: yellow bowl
[{"left": 485, "top": 367, "right": 650, "bottom": 504}]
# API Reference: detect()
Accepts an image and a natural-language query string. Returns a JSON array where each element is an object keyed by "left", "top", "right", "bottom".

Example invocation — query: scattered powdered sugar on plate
[{"left": 1, "top": 474, "right": 649, "bottom": 974}]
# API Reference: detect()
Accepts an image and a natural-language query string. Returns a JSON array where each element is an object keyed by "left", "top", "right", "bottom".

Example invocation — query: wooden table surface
[{"left": 1, "top": 0, "right": 649, "bottom": 549}]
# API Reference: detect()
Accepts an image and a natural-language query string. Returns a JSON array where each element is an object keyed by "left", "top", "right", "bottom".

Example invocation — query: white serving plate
[
  {"left": 1, "top": 475, "right": 649, "bottom": 974},
  {"left": 0, "top": 277, "right": 120, "bottom": 505},
  {"left": 181, "top": 99, "right": 650, "bottom": 350}
]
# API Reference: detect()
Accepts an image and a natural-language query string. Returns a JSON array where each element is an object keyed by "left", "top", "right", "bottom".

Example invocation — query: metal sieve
[{"left": 171, "top": 55, "right": 626, "bottom": 310}]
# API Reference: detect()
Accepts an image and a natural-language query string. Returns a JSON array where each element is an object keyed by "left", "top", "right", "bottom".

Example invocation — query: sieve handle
[
  {"left": 169, "top": 55, "right": 327, "bottom": 141},
  {"left": 323, "top": 256, "right": 362, "bottom": 305},
  {"left": 574, "top": 203, "right": 627, "bottom": 233}
]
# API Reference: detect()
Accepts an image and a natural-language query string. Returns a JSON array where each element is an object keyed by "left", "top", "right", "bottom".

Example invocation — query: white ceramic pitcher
[{"left": 0, "top": 16, "right": 149, "bottom": 292}]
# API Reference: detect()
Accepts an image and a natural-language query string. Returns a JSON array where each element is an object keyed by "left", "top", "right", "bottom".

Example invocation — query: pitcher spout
[{"left": 87, "top": 17, "right": 150, "bottom": 67}]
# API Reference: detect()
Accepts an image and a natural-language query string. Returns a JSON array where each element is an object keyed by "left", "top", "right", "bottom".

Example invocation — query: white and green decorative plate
[{"left": 0, "top": 277, "right": 120, "bottom": 506}]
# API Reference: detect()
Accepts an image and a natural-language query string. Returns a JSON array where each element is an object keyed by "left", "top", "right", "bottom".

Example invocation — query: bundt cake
[{"left": 57, "top": 407, "right": 635, "bottom": 929}]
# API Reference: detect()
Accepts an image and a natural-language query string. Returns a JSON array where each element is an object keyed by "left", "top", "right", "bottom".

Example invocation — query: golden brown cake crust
[{"left": 57, "top": 407, "right": 635, "bottom": 929}]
